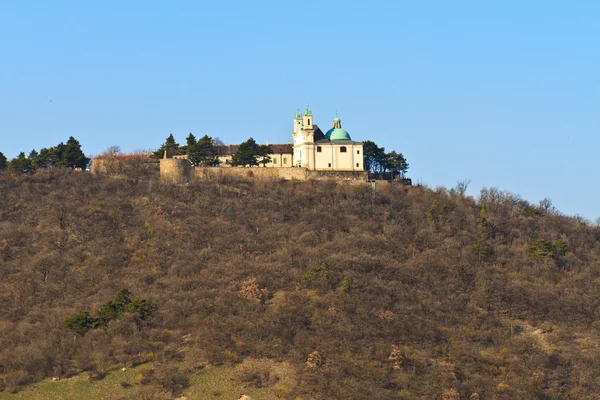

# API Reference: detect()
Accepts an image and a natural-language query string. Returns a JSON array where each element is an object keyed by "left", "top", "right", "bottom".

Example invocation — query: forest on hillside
[{"left": 1, "top": 169, "right": 600, "bottom": 399}]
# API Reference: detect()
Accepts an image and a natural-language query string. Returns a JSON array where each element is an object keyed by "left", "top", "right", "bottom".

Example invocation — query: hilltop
[{"left": 1, "top": 170, "right": 600, "bottom": 399}]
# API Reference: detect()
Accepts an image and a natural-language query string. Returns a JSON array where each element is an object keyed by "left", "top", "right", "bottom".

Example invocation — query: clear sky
[{"left": 0, "top": 1, "right": 598, "bottom": 220}]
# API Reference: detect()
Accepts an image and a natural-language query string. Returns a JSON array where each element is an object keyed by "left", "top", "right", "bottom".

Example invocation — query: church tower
[
  {"left": 292, "top": 106, "right": 316, "bottom": 168},
  {"left": 303, "top": 106, "right": 313, "bottom": 130},
  {"left": 293, "top": 110, "right": 303, "bottom": 134}
]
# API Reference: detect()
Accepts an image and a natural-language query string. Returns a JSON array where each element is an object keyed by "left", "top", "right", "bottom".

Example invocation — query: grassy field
[{"left": 0, "top": 361, "right": 295, "bottom": 400}]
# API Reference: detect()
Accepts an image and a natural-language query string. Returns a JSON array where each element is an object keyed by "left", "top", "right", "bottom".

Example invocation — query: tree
[
  {"left": 231, "top": 138, "right": 261, "bottom": 167},
  {"left": 28, "top": 150, "right": 40, "bottom": 170},
  {"left": 213, "top": 137, "right": 225, "bottom": 146},
  {"left": 362, "top": 140, "right": 380, "bottom": 172},
  {"left": 387, "top": 150, "right": 409, "bottom": 178},
  {"left": 362, "top": 140, "right": 387, "bottom": 174},
  {"left": 0, "top": 152, "right": 7, "bottom": 170},
  {"left": 188, "top": 135, "right": 219, "bottom": 166},
  {"left": 37, "top": 147, "right": 57, "bottom": 168},
  {"left": 185, "top": 133, "right": 197, "bottom": 148},
  {"left": 9, "top": 152, "right": 31, "bottom": 172},
  {"left": 62, "top": 311, "right": 96, "bottom": 336},
  {"left": 103, "top": 145, "right": 121, "bottom": 156},
  {"left": 153, "top": 133, "right": 181, "bottom": 158},
  {"left": 258, "top": 144, "right": 273, "bottom": 167},
  {"left": 64, "top": 136, "right": 90, "bottom": 169}
]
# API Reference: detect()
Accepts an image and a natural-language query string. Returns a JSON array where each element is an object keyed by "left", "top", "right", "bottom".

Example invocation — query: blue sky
[{"left": 0, "top": 1, "right": 598, "bottom": 220}]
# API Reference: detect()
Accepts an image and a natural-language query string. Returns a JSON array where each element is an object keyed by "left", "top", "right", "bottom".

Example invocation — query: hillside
[{"left": 1, "top": 170, "right": 600, "bottom": 399}]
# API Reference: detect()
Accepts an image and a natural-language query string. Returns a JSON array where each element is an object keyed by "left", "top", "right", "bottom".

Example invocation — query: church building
[
  {"left": 292, "top": 107, "right": 364, "bottom": 171},
  {"left": 216, "top": 107, "right": 364, "bottom": 171}
]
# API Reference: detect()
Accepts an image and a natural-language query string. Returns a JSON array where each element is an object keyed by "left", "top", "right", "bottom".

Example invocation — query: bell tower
[
  {"left": 293, "top": 110, "right": 303, "bottom": 134},
  {"left": 303, "top": 106, "right": 313, "bottom": 130}
]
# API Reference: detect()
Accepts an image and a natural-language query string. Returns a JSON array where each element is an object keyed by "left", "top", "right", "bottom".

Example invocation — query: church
[
  {"left": 217, "top": 107, "right": 364, "bottom": 171},
  {"left": 292, "top": 107, "right": 364, "bottom": 171}
]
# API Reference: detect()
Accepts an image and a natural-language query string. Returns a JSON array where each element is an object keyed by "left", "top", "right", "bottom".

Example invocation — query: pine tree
[
  {"left": 154, "top": 133, "right": 181, "bottom": 158},
  {"left": 9, "top": 152, "right": 31, "bottom": 172},
  {"left": 258, "top": 144, "right": 273, "bottom": 167},
  {"left": 0, "top": 152, "right": 7, "bottom": 170},
  {"left": 188, "top": 135, "right": 219, "bottom": 166},
  {"left": 28, "top": 149, "right": 40, "bottom": 170},
  {"left": 231, "top": 138, "right": 260, "bottom": 167},
  {"left": 185, "top": 133, "right": 197, "bottom": 148},
  {"left": 64, "top": 136, "right": 89, "bottom": 169},
  {"left": 387, "top": 150, "right": 409, "bottom": 177}
]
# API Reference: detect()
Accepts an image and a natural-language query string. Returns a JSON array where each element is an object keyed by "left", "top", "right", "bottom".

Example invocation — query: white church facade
[{"left": 292, "top": 107, "right": 364, "bottom": 171}]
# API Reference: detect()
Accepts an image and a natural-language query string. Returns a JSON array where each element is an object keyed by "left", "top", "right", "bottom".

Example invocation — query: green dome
[
  {"left": 295, "top": 111, "right": 302, "bottom": 119},
  {"left": 304, "top": 106, "right": 312, "bottom": 116},
  {"left": 333, "top": 116, "right": 340, "bottom": 122},
  {"left": 326, "top": 128, "right": 352, "bottom": 141}
]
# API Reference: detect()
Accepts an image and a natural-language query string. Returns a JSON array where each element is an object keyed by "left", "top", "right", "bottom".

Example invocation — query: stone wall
[
  {"left": 190, "top": 167, "right": 367, "bottom": 182},
  {"left": 307, "top": 170, "right": 368, "bottom": 181},
  {"left": 193, "top": 167, "right": 307, "bottom": 181},
  {"left": 160, "top": 159, "right": 191, "bottom": 184},
  {"left": 91, "top": 158, "right": 159, "bottom": 175}
]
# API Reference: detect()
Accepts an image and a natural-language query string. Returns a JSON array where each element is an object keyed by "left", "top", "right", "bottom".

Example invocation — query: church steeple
[
  {"left": 303, "top": 106, "right": 313, "bottom": 130},
  {"left": 294, "top": 109, "right": 303, "bottom": 134}
]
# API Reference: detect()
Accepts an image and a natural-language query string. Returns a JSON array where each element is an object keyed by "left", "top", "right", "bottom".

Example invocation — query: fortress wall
[
  {"left": 162, "top": 165, "right": 367, "bottom": 183},
  {"left": 193, "top": 167, "right": 307, "bottom": 181},
  {"left": 307, "top": 170, "right": 368, "bottom": 181},
  {"left": 275, "top": 168, "right": 308, "bottom": 180},
  {"left": 91, "top": 158, "right": 159, "bottom": 175},
  {"left": 90, "top": 159, "right": 107, "bottom": 174},
  {"left": 160, "top": 159, "right": 191, "bottom": 183}
]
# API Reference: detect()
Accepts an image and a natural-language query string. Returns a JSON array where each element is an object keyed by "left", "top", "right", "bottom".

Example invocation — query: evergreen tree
[
  {"left": 64, "top": 136, "right": 89, "bottom": 169},
  {"left": 387, "top": 150, "right": 409, "bottom": 177},
  {"left": 363, "top": 140, "right": 387, "bottom": 174},
  {"left": 9, "top": 152, "right": 31, "bottom": 172},
  {"left": 188, "top": 135, "right": 219, "bottom": 166},
  {"left": 258, "top": 144, "right": 273, "bottom": 167},
  {"left": 0, "top": 152, "right": 7, "bottom": 170},
  {"left": 28, "top": 149, "right": 40, "bottom": 170},
  {"left": 230, "top": 138, "right": 260, "bottom": 167},
  {"left": 185, "top": 133, "right": 197, "bottom": 148},
  {"left": 36, "top": 147, "right": 55, "bottom": 169},
  {"left": 154, "top": 133, "right": 181, "bottom": 158},
  {"left": 51, "top": 142, "right": 67, "bottom": 167},
  {"left": 62, "top": 311, "right": 96, "bottom": 336}
]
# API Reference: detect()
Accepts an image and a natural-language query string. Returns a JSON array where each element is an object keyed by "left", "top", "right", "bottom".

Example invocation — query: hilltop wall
[
  {"left": 91, "top": 157, "right": 159, "bottom": 175},
  {"left": 193, "top": 167, "right": 368, "bottom": 182},
  {"left": 156, "top": 159, "right": 368, "bottom": 183}
]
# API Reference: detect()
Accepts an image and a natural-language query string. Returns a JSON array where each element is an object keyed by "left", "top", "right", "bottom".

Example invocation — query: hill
[{"left": 1, "top": 170, "right": 600, "bottom": 399}]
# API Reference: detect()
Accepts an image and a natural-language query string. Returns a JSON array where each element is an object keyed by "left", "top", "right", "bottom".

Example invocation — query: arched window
[
  {"left": 317, "top": 146, "right": 322, "bottom": 152},
  {"left": 308, "top": 119, "right": 311, "bottom": 125},
  {"left": 340, "top": 147, "right": 347, "bottom": 153}
]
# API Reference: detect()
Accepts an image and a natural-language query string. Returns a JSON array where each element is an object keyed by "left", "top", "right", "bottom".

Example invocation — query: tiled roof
[{"left": 215, "top": 144, "right": 293, "bottom": 156}]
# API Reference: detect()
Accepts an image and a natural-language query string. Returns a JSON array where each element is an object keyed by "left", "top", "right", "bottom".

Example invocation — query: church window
[
  {"left": 340, "top": 147, "right": 347, "bottom": 153},
  {"left": 308, "top": 119, "right": 311, "bottom": 125},
  {"left": 328, "top": 163, "right": 332, "bottom": 167},
  {"left": 357, "top": 150, "right": 360, "bottom": 155},
  {"left": 356, "top": 163, "right": 359, "bottom": 167},
  {"left": 317, "top": 146, "right": 322, "bottom": 152}
]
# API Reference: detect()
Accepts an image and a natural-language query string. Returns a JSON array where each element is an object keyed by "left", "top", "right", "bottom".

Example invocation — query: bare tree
[{"left": 455, "top": 179, "right": 471, "bottom": 196}]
